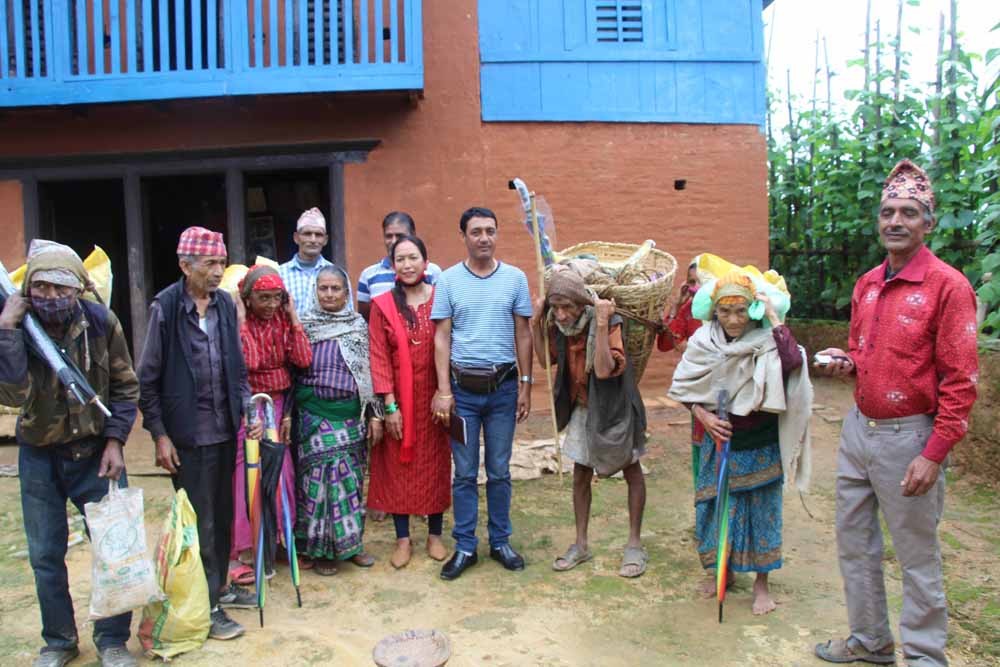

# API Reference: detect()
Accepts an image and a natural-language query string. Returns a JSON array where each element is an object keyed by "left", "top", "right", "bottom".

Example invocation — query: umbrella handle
[{"left": 250, "top": 392, "right": 277, "bottom": 430}]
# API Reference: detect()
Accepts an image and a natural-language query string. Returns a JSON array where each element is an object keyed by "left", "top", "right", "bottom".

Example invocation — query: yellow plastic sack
[
  {"left": 8, "top": 246, "right": 114, "bottom": 305},
  {"left": 138, "top": 489, "right": 210, "bottom": 660},
  {"left": 219, "top": 255, "right": 280, "bottom": 300}
]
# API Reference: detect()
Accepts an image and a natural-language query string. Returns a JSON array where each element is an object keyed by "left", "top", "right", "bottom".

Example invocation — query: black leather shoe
[
  {"left": 489, "top": 544, "right": 525, "bottom": 571},
  {"left": 440, "top": 551, "right": 478, "bottom": 580}
]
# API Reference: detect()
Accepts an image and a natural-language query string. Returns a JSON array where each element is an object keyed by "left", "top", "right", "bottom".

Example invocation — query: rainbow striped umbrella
[
  {"left": 714, "top": 389, "right": 733, "bottom": 623},
  {"left": 245, "top": 395, "right": 267, "bottom": 627}
]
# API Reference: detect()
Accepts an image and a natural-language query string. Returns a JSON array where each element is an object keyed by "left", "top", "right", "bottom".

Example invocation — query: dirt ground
[{"left": 1, "top": 377, "right": 998, "bottom": 666}]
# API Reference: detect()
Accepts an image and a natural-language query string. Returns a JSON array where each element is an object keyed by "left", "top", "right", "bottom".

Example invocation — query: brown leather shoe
[
  {"left": 426, "top": 536, "right": 447, "bottom": 561},
  {"left": 815, "top": 637, "right": 895, "bottom": 664},
  {"left": 390, "top": 540, "right": 412, "bottom": 569}
]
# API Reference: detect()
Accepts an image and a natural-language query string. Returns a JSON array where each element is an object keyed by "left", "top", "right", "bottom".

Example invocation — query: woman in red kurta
[
  {"left": 230, "top": 265, "right": 313, "bottom": 583},
  {"left": 367, "top": 235, "right": 451, "bottom": 569}
]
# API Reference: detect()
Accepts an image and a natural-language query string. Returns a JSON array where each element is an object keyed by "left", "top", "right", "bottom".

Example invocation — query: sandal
[
  {"left": 426, "top": 536, "right": 448, "bottom": 562},
  {"left": 314, "top": 559, "right": 338, "bottom": 576},
  {"left": 391, "top": 541, "right": 412, "bottom": 569},
  {"left": 618, "top": 546, "right": 648, "bottom": 578},
  {"left": 815, "top": 638, "right": 896, "bottom": 664},
  {"left": 350, "top": 551, "right": 376, "bottom": 568},
  {"left": 552, "top": 544, "right": 593, "bottom": 572},
  {"left": 229, "top": 563, "right": 255, "bottom": 585}
]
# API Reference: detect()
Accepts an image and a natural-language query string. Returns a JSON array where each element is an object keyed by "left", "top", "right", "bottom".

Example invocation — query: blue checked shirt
[{"left": 279, "top": 254, "right": 354, "bottom": 316}]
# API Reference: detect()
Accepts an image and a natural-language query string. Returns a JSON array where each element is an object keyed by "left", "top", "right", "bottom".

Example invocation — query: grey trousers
[{"left": 835, "top": 406, "right": 948, "bottom": 667}]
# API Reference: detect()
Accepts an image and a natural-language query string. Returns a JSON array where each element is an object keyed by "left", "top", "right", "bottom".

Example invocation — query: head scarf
[
  {"left": 238, "top": 264, "right": 285, "bottom": 301},
  {"left": 881, "top": 159, "right": 935, "bottom": 213},
  {"left": 177, "top": 226, "right": 227, "bottom": 257},
  {"left": 299, "top": 278, "right": 379, "bottom": 419},
  {"left": 546, "top": 265, "right": 595, "bottom": 306},
  {"left": 296, "top": 207, "right": 327, "bottom": 233},
  {"left": 22, "top": 240, "right": 89, "bottom": 294},
  {"left": 712, "top": 270, "right": 755, "bottom": 306}
]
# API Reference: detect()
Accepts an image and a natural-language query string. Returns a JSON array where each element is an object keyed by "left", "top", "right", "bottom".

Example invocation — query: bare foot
[
  {"left": 751, "top": 573, "right": 776, "bottom": 615},
  {"left": 699, "top": 571, "right": 735, "bottom": 598}
]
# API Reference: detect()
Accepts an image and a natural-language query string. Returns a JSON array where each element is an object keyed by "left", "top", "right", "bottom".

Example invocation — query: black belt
[
  {"left": 50, "top": 437, "right": 104, "bottom": 461},
  {"left": 450, "top": 362, "right": 517, "bottom": 394}
]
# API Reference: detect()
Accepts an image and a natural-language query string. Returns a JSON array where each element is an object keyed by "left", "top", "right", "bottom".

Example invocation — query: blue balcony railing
[{"left": 0, "top": 0, "right": 422, "bottom": 106}]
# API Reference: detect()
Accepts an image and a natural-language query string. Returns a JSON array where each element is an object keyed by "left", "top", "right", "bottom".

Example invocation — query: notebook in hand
[{"left": 449, "top": 411, "right": 468, "bottom": 446}]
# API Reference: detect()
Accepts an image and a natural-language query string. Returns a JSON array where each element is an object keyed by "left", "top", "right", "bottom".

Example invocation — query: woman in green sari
[{"left": 295, "top": 266, "right": 383, "bottom": 576}]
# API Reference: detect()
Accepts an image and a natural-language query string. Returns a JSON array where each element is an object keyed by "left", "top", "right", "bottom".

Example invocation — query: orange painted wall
[
  {"left": 0, "top": 1, "right": 766, "bottom": 389},
  {"left": 0, "top": 180, "right": 25, "bottom": 269}
]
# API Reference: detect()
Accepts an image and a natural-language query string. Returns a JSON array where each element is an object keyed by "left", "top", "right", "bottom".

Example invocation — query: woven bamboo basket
[{"left": 557, "top": 242, "right": 677, "bottom": 382}]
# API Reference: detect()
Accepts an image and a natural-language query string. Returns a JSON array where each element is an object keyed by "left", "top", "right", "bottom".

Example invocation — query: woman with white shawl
[
  {"left": 668, "top": 269, "right": 812, "bottom": 616},
  {"left": 295, "top": 266, "right": 383, "bottom": 576}
]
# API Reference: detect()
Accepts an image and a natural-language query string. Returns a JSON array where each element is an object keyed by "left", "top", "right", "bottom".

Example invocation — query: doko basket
[{"left": 558, "top": 241, "right": 677, "bottom": 382}]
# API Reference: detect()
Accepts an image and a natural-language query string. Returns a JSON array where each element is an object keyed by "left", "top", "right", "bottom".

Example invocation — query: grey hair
[{"left": 178, "top": 254, "right": 198, "bottom": 265}]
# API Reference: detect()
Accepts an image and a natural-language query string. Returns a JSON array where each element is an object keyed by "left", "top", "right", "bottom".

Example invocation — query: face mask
[{"left": 31, "top": 295, "right": 77, "bottom": 325}]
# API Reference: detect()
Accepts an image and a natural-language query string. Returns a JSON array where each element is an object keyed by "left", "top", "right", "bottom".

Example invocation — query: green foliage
[{"left": 768, "top": 12, "right": 999, "bottom": 337}]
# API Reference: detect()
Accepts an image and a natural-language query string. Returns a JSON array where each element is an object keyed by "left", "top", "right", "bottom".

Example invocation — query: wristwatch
[{"left": 519, "top": 375, "right": 533, "bottom": 384}]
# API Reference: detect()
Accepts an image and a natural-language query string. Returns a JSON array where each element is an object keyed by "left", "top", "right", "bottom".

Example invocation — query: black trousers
[{"left": 172, "top": 441, "right": 235, "bottom": 608}]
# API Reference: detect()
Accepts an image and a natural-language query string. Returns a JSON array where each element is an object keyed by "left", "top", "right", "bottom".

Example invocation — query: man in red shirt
[{"left": 814, "top": 160, "right": 978, "bottom": 667}]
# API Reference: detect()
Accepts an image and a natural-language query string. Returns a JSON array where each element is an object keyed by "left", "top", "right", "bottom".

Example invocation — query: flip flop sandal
[
  {"left": 552, "top": 544, "right": 593, "bottom": 572},
  {"left": 229, "top": 563, "right": 255, "bottom": 585},
  {"left": 314, "top": 560, "right": 338, "bottom": 577},
  {"left": 351, "top": 552, "right": 376, "bottom": 568},
  {"left": 814, "top": 638, "right": 896, "bottom": 665},
  {"left": 618, "top": 546, "right": 648, "bottom": 578}
]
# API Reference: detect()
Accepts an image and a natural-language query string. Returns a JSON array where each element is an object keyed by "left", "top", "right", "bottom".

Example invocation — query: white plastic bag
[{"left": 85, "top": 480, "right": 164, "bottom": 620}]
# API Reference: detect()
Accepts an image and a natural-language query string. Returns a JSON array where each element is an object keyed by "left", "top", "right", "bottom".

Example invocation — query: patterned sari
[{"left": 294, "top": 386, "right": 367, "bottom": 560}]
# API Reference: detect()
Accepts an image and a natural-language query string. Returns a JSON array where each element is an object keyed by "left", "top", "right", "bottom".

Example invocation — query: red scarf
[{"left": 372, "top": 291, "right": 416, "bottom": 463}]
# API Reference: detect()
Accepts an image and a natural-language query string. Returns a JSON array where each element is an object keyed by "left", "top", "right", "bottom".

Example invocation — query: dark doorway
[
  {"left": 144, "top": 174, "right": 227, "bottom": 295},
  {"left": 243, "top": 169, "right": 331, "bottom": 264},
  {"left": 37, "top": 179, "right": 134, "bottom": 351}
]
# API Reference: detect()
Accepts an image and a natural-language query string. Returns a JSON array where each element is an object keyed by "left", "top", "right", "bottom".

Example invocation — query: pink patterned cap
[
  {"left": 296, "top": 207, "right": 327, "bottom": 232},
  {"left": 882, "top": 159, "right": 935, "bottom": 213},
  {"left": 176, "top": 226, "right": 227, "bottom": 257}
]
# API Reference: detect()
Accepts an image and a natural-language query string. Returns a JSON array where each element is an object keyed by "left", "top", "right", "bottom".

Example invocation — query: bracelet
[
  {"left": 437, "top": 393, "right": 454, "bottom": 399},
  {"left": 385, "top": 402, "right": 399, "bottom": 414},
  {"left": 519, "top": 375, "right": 533, "bottom": 384}
]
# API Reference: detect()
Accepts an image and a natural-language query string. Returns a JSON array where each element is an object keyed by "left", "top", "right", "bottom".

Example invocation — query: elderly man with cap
[
  {"left": 814, "top": 160, "right": 979, "bottom": 667},
  {"left": 138, "top": 227, "right": 261, "bottom": 642},
  {"left": 528, "top": 267, "right": 649, "bottom": 578},
  {"left": 279, "top": 207, "right": 345, "bottom": 316},
  {"left": 0, "top": 241, "right": 139, "bottom": 667}
]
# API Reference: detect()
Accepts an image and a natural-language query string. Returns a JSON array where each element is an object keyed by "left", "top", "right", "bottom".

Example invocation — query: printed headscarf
[
  {"left": 22, "top": 240, "right": 89, "bottom": 294},
  {"left": 239, "top": 264, "right": 285, "bottom": 300}
]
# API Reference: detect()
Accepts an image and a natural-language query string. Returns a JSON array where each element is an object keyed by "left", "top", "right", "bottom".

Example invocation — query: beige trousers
[{"left": 835, "top": 406, "right": 948, "bottom": 667}]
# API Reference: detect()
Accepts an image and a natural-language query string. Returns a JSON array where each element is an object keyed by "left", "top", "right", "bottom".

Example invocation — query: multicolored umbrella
[
  {"left": 245, "top": 395, "right": 267, "bottom": 627},
  {"left": 713, "top": 389, "right": 733, "bottom": 623}
]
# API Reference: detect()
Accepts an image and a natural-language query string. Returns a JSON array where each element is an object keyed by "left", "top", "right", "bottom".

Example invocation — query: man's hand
[
  {"left": 385, "top": 410, "right": 403, "bottom": 442},
  {"left": 155, "top": 435, "right": 181, "bottom": 474},
  {"left": 431, "top": 391, "right": 455, "bottom": 427},
  {"left": 693, "top": 405, "right": 733, "bottom": 444},
  {"left": 814, "top": 347, "right": 855, "bottom": 378},
  {"left": 529, "top": 296, "right": 546, "bottom": 328},
  {"left": 98, "top": 440, "right": 126, "bottom": 480},
  {"left": 516, "top": 386, "right": 531, "bottom": 423},
  {"left": 901, "top": 454, "right": 941, "bottom": 497},
  {"left": 0, "top": 293, "right": 30, "bottom": 330},
  {"left": 594, "top": 298, "right": 615, "bottom": 327},
  {"left": 367, "top": 418, "right": 384, "bottom": 447}
]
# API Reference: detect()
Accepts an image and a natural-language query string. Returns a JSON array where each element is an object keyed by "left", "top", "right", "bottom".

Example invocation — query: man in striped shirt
[
  {"left": 431, "top": 207, "right": 534, "bottom": 581},
  {"left": 356, "top": 211, "right": 441, "bottom": 320},
  {"left": 279, "top": 207, "right": 353, "bottom": 316}
]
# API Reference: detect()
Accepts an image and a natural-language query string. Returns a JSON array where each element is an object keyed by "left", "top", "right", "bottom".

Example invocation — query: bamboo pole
[
  {"left": 528, "top": 192, "right": 563, "bottom": 479},
  {"left": 893, "top": 0, "right": 903, "bottom": 106}
]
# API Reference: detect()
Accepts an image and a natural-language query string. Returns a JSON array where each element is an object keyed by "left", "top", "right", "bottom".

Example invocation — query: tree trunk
[
  {"left": 933, "top": 12, "right": 945, "bottom": 149},
  {"left": 893, "top": 0, "right": 904, "bottom": 107}
]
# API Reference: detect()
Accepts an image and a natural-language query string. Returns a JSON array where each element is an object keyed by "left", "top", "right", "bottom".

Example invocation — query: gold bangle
[{"left": 437, "top": 393, "right": 453, "bottom": 399}]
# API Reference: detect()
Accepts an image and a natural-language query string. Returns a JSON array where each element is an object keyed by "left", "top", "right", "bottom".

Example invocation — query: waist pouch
[
  {"left": 451, "top": 363, "right": 516, "bottom": 394},
  {"left": 51, "top": 437, "right": 104, "bottom": 461}
]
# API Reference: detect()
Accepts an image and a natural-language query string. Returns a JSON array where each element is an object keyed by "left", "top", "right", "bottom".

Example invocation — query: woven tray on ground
[
  {"left": 372, "top": 629, "right": 451, "bottom": 667},
  {"left": 558, "top": 242, "right": 677, "bottom": 382}
]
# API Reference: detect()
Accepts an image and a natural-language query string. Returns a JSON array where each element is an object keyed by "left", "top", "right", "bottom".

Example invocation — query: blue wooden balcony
[{"left": 0, "top": 0, "right": 422, "bottom": 106}]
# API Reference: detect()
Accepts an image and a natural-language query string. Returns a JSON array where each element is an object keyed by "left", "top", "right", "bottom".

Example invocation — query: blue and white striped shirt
[
  {"left": 431, "top": 261, "right": 532, "bottom": 366},
  {"left": 356, "top": 256, "right": 442, "bottom": 303},
  {"left": 278, "top": 254, "right": 353, "bottom": 316}
]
